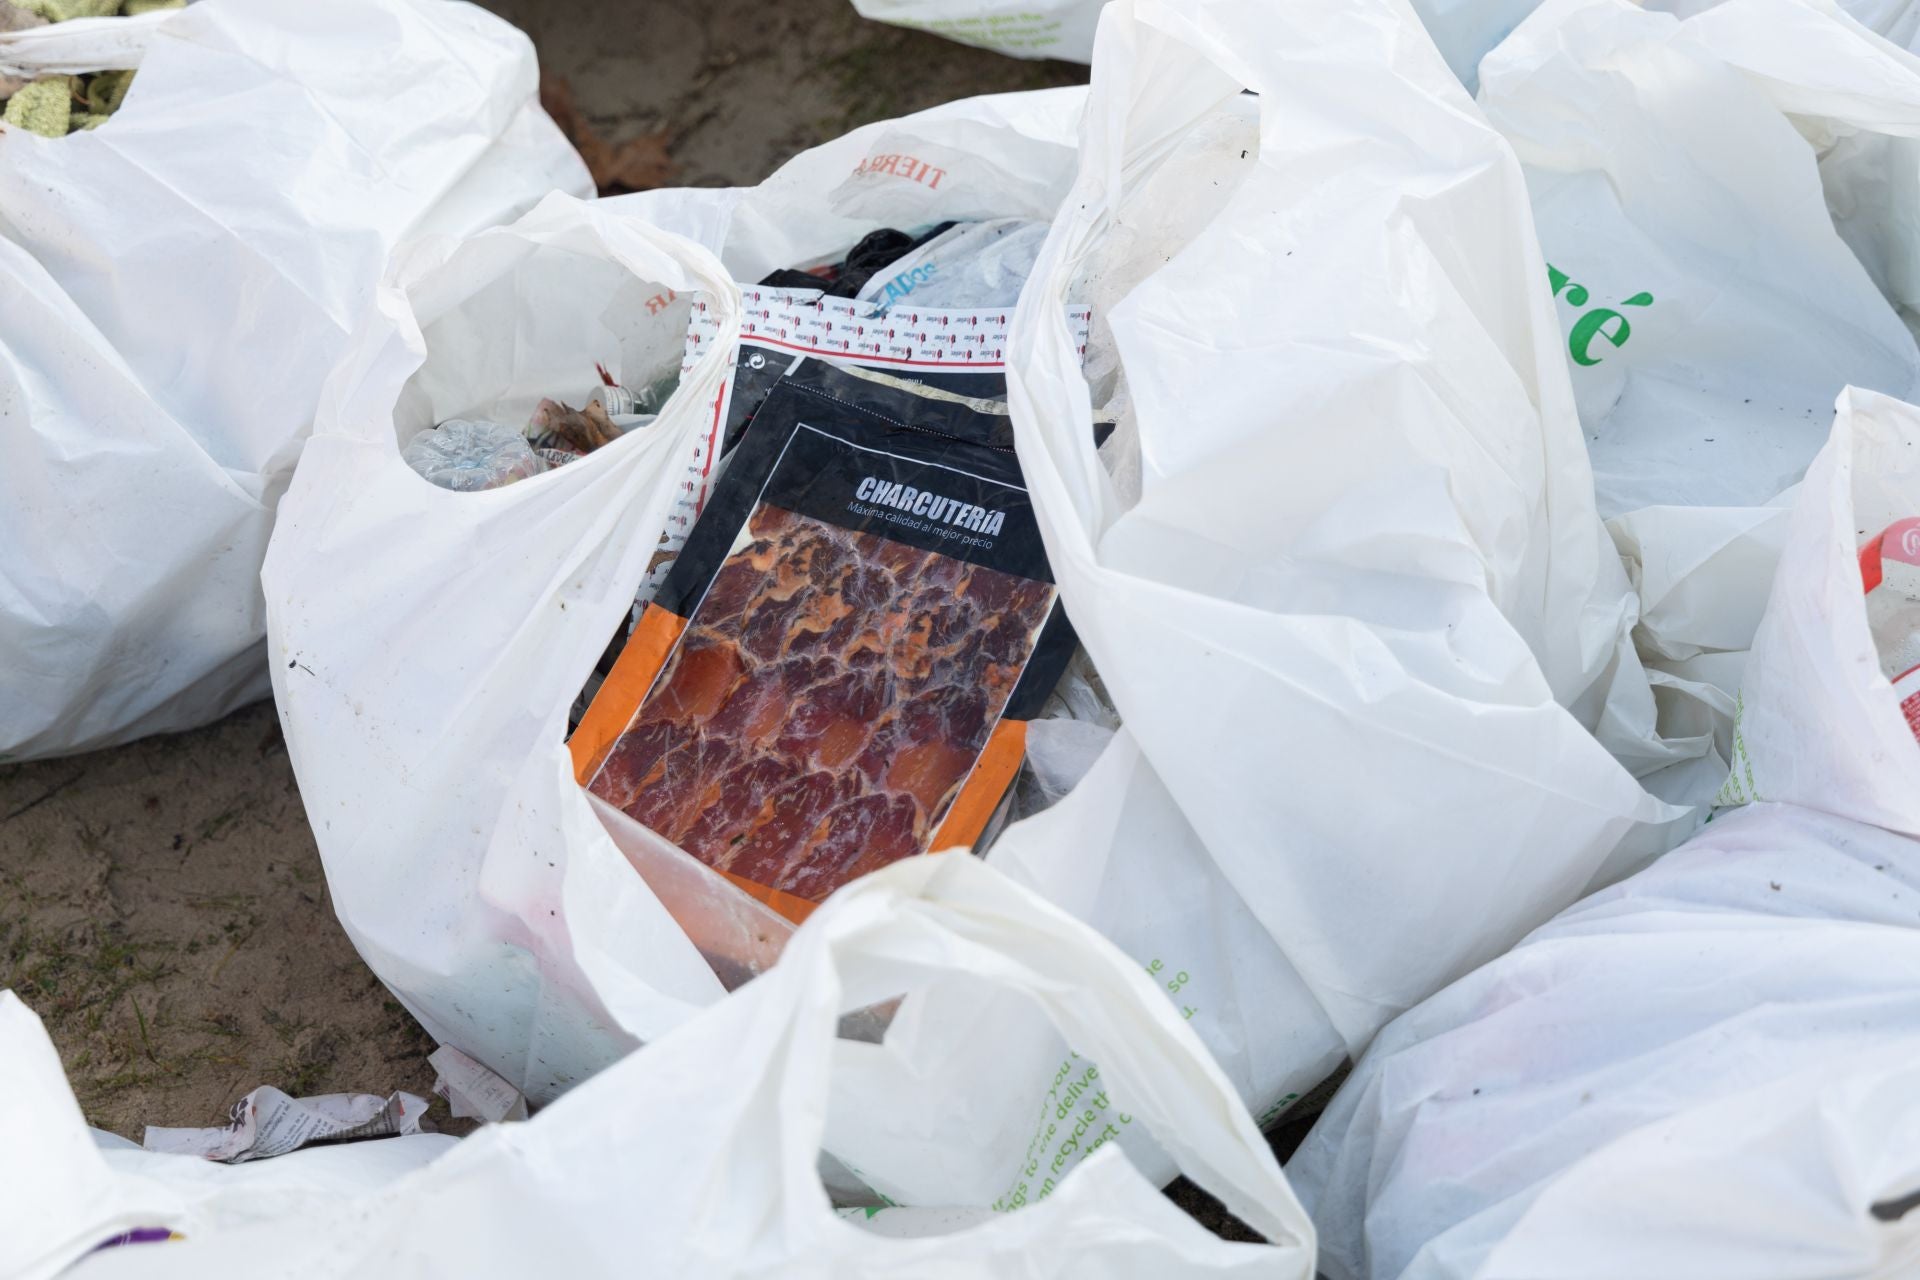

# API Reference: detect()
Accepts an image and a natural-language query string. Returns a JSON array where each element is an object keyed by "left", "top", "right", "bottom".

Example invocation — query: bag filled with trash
[
  {"left": 0, "top": 0, "right": 589, "bottom": 761},
  {"left": 265, "top": 80, "right": 1090, "bottom": 1122},
  {"left": 1290, "top": 387, "right": 1920, "bottom": 1280},
  {"left": 1473, "top": 0, "right": 1920, "bottom": 807}
]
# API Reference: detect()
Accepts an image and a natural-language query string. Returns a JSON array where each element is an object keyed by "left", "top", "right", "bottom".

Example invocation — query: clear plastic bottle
[{"left": 402, "top": 419, "right": 547, "bottom": 492}]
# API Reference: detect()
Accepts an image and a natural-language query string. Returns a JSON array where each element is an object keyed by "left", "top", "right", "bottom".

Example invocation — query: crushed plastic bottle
[
  {"left": 402, "top": 419, "right": 547, "bottom": 492},
  {"left": 1861, "top": 517, "right": 1920, "bottom": 738}
]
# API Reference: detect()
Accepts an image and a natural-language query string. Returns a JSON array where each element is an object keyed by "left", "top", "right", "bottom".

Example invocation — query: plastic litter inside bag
[
  {"left": 401, "top": 418, "right": 547, "bottom": 492},
  {"left": 759, "top": 222, "right": 956, "bottom": 297},
  {"left": 393, "top": 247, "right": 689, "bottom": 445},
  {"left": 855, "top": 218, "right": 1049, "bottom": 311}
]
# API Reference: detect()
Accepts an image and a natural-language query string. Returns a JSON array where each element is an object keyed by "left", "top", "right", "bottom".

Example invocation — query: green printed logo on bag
[{"left": 1548, "top": 264, "right": 1655, "bottom": 366}]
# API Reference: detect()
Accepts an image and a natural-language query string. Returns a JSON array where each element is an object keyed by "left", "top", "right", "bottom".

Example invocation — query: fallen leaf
[
  {"left": 530, "top": 398, "right": 622, "bottom": 453},
  {"left": 538, "top": 72, "right": 585, "bottom": 140},
  {"left": 582, "top": 131, "right": 676, "bottom": 194},
  {"left": 540, "top": 72, "right": 676, "bottom": 194}
]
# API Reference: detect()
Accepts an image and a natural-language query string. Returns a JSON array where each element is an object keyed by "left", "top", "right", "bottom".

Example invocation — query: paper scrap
[
  {"left": 430, "top": 1045, "right": 527, "bottom": 1123},
  {"left": 143, "top": 1086, "right": 426, "bottom": 1163}
]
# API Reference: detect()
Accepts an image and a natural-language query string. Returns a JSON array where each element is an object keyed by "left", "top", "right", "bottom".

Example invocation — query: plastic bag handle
[
  {"left": 1008, "top": 0, "right": 1248, "bottom": 546},
  {"left": 0, "top": 10, "right": 170, "bottom": 77},
  {"left": 762, "top": 855, "right": 1316, "bottom": 1255},
  {"left": 318, "top": 189, "right": 740, "bottom": 457}
]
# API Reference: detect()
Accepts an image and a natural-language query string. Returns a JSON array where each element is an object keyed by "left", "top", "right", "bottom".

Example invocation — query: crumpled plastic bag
[
  {"left": 1290, "top": 386, "right": 1920, "bottom": 1280},
  {"left": 854, "top": 217, "right": 1048, "bottom": 309},
  {"left": 0, "top": 0, "right": 592, "bottom": 761}
]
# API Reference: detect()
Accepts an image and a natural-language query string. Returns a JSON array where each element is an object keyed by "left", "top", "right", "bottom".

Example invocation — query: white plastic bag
[
  {"left": 778, "top": 0, "right": 1791, "bottom": 1214},
  {"left": 848, "top": 0, "right": 1106, "bottom": 61},
  {"left": 271, "top": 0, "right": 1746, "bottom": 1210},
  {"left": 1716, "top": 388, "right": 1920, "bottom": 825},
  {"left": 848, "top": 0, "right": 1557, "bottom": 91},
  {"left": 1488, "top": 0, "right": 1920, "bottom": 522},
  {"left": 1476, "top": 0, "right": 1920, "bottom": 749},
  {"left": 0, "top": 0, "right": 590, "bottom": 761},
  {"left": 7, "top": 856, "right": 1316, "bottom": 1280},
  {"left": 265, "top": 191, "right": 744, "bottom": 1104},
  {"left": 1289, "top": 385, "right": 1920, "bottom": 1280},
  {"left": 265, "top": 87, "right": 1086, "bottom": 1110},
  {"left": 957, "top": 0, "right": 1697, "bottom": 1170},
  {"left": 1291, "top": 803, "right": 1920, "bottom": 1280}
]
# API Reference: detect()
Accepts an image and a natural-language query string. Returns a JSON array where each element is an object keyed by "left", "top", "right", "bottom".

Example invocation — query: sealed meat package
[{"left": 571, "top": 360, "right": 1078, "bottom": 922}]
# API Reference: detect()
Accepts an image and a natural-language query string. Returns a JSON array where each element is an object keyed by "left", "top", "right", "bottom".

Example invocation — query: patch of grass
[
  {"left": 260, "top": 1007, "right": 310, "bottom": 1045},
  {"left": 198, "top": 807, "right": 243, "bottom": 842},
  {"left": 82, "top": 1063, "right": 170, "bottom": 1098},
  {"left": 4, "top": 919, "right": 174, "bottom": 1022}
]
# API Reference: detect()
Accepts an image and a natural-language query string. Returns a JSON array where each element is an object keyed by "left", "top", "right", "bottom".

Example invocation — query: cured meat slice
[{"left": 588, "top": 502, "right": 1054, "bottom": 903}]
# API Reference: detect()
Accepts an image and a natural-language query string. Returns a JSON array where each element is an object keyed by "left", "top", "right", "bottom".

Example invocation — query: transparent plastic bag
[{"left": 856, "top": 218, "right": 1049, "bottom": 310}]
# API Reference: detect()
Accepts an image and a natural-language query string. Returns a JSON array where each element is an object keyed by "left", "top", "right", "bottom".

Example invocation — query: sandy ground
[
  {"left": 0, "top": 704, "right": 443, "bottom": 1135},
  {"left": 0, "top": 0, "right": 1292, "bottom": 1241},
  {"left": 488, "top": 0, "right": 1083, "bottom": 191}
]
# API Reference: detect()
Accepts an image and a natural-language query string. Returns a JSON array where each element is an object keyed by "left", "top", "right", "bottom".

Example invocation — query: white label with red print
[{"left": 672, "top": 287, "right": 1091, "bottom": 561}]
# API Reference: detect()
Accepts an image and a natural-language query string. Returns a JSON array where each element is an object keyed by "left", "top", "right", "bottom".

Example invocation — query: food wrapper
[{"left": 571, "top": 360, "right": 1080, "bottom": 924}]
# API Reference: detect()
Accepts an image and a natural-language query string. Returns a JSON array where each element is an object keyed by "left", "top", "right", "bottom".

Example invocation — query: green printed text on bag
[{"left": 1548, "top": 263, "right": 1654, "bottom": 366}]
